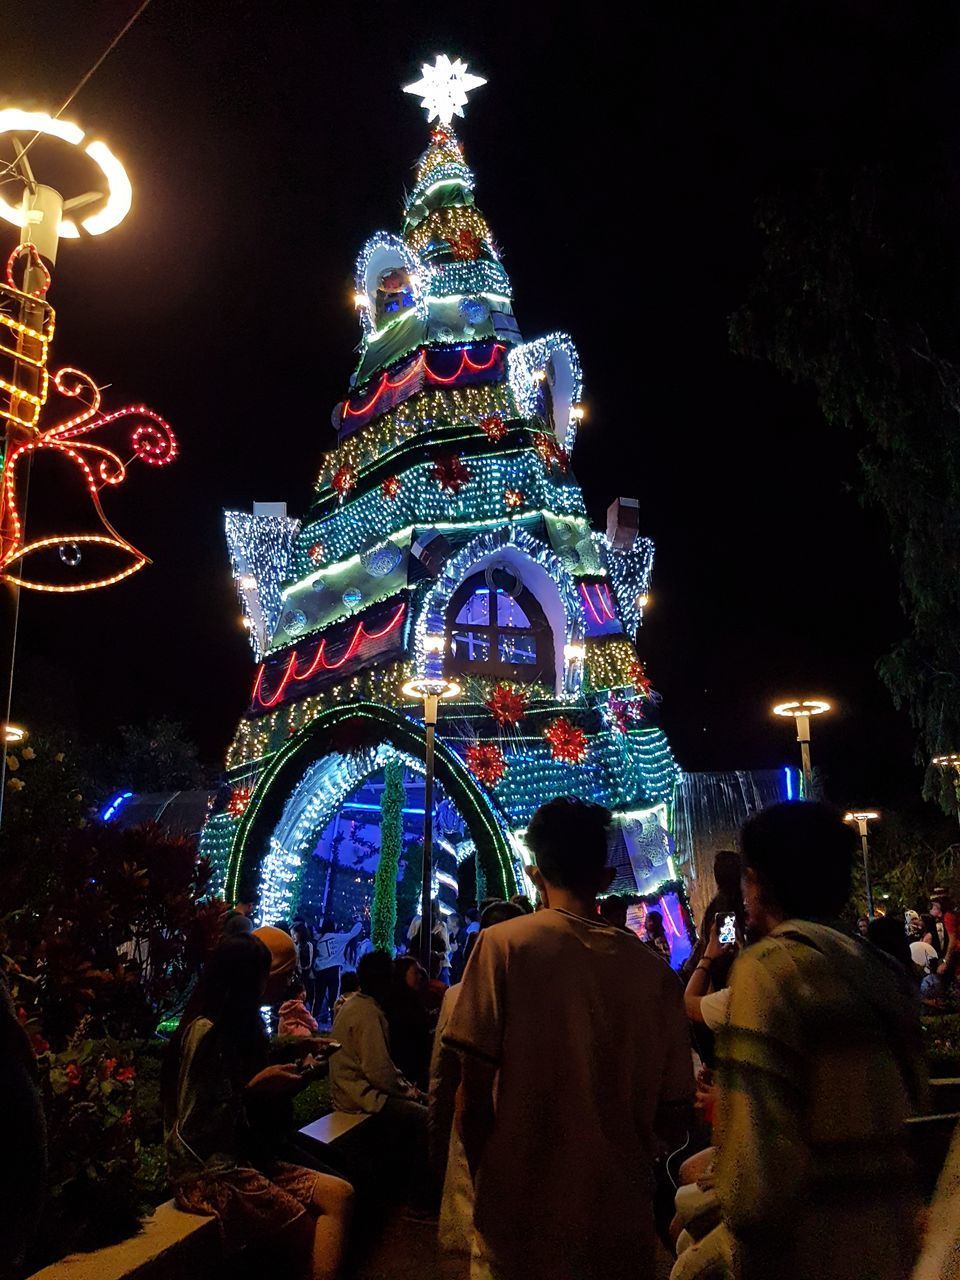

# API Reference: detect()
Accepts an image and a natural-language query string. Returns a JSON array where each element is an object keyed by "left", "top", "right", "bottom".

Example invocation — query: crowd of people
[{"left": 159, "top": 797, "right": 960, "bottom": 1279}]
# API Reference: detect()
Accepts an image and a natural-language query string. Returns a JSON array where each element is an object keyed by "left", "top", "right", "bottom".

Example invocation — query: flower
[
  {"left": 114, "top": 1065, "right": 136, "bottom": 1083},
  {"left": 504, "top": 488, "right": 524, "bottom": 510},
  {"left": 6, "top": 777, "right": 24, "bottom": 791},
  {"left": 21, "top": 746, "right": 35, "bottom": 760},
  {"left": 65, "top": 1062, "right": 82, "bottom": 1087},
  {"left": 101, "top": 1057, "right": 118, "bottom": 1079},
  {"left": 119, "top": 1109, "right": 133, "bottom": 1126},
  {"left": 54, "top": 752, "right": 65, "bottom": 762},
  {"left": 381, "top": 475, "right": 401, "bottom": 500},
  {"left": 30, "top": 1033, "right": 49, "bottom": 1055},
  {"left": 5, "top": 754, "right": 18, "bottom": 771}
]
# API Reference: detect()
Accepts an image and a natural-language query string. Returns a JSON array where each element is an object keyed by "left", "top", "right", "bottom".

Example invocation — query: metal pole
[
  {"left": 858, "top": 820, "right": 874, "bottom": 918},
  {"left": 795, "top": 713, "right": 812, "bottom": 795},
  {"left": 419, "top": 694, "right": 438, "bottom": 969}
]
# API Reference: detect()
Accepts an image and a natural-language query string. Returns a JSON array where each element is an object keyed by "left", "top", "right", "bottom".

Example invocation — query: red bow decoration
[
  {"left": 544, "top": 716, "right": 588, "bottom": 764},
  {"left": 430, "top": 454, "right": 471, "bottom": 494},
  {"left": 480, "top": 413, "right": 507, "bottom": 441},
  {"left": 332, "top": 464, "right": 356, "bottom": 499},
  {"left": 465, "top": 742, "right": 507, "bottom": 786},
  {"left": 486, "top": 683, "right": 528, "bottom": 726},
  {"left": 629, "top": 659, "right": 653, "bottom": 698},
  {"left": 0, "top": 365, "right": 177, "bottom": 592},
  {"left": 448, "top": 228, "right": 481, "bottom": 260},
  {"left": 532, "top": 431, "right": 569, "bottom": 473},
  {"left": 227, "top": 786, "right": 252, "bottom": 817}
]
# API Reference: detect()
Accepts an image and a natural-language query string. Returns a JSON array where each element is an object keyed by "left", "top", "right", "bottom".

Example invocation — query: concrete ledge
[
  {"left": 27, "top": 1202, "right": 218, "bottom": 1280},
  {"left": 28, "top": 1110, "right": 368, "bottom": 1279}
]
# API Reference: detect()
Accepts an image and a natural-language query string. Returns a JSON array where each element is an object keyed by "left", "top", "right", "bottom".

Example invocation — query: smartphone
[{"left": 718, "top": 913, "right": 737, "bottom": 946}]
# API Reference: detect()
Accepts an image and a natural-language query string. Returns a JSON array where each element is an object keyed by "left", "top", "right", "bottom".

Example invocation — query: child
[
  {"left": 278, "top": 975, "right": 319, "bottom": 1039},
  {"left": 333, "top": 970, "right": 359, "bottom": 1020}
]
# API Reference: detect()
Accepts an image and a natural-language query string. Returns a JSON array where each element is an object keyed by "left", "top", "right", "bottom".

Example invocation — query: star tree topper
[{"left": 403, "top": 55, "right": 486, "bottom": 126}]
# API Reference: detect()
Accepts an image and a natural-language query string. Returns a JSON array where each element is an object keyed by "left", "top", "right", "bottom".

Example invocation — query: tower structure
[{"left": 203, "top": 60, "right": 681, "bottom": 935}]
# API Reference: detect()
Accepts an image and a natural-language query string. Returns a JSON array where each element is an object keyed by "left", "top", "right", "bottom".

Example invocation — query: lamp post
[
  {"left": 402, "top": 673, "right": 460, "bottom": 968},
  {"left": 844, "top": 810, "right": 880, "bottom": 919},
  {"left": 772, "top": 698, "right": 832, "bottom": 795},
  {"left": 931, "top": 755, "right": 960, "bottom": 834}
]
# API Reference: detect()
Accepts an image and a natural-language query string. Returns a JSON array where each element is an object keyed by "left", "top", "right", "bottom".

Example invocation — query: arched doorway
[{"left": 225, "top": 702, "right": 517, "bottom": 912}]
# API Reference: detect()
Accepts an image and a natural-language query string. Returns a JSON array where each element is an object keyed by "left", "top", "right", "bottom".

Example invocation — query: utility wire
[{"left": 0, "top": 0, "right": 155, "bottom": 180}]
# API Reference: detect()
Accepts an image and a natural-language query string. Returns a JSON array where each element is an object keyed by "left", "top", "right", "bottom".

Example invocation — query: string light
[
  {"left": 0, "top": 367, "right": 177, "bottom": 592},
  {"left": 508, "top": 334, "right": 583, "bottom": 451},
  {"left": 341, "top": 342, "right": 506, "bottom": 429},
  {"left": 598, "top": 532, "right": 655, "bottom": 634},
  {"left": 252, "top": 602, "right": 407, "bottom": 710},
  {"left": 225, "top": 510, "right": 300, "bottom": 661}
]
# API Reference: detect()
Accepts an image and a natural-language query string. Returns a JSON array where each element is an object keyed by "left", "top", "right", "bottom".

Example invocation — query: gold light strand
[
  {"left": 584, "top": 637, "right": 640, "bottom": 692},
  {"left": 406, "top": 206, "right": 492, "bottom": 255},
  {"left": 315, "top": 383, "right": 513, "bottom": 489}
]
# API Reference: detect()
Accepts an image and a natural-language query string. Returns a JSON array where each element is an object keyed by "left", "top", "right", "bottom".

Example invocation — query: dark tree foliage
[{"left": 729, "top": 8, "right": 960, "bottom": 809}]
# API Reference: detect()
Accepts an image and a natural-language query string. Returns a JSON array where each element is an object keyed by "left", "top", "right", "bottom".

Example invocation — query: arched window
[{"left": 446, "top": 569, "right": 554, "bottom": 685}]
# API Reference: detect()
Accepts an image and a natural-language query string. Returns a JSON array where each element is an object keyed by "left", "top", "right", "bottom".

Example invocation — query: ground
[{"left": 351, "top": 1213, "right": 675, "bottom": 1278}]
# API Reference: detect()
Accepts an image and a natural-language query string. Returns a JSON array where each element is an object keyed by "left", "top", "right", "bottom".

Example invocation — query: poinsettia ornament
[
  {"left": 486, "top": 683, "right": 528, "bottom": 726},
  {"left": 465, "top": 742, "right": 507, "bottom": 786},
  {"left": 544, "top": 716, "right": 588, "bottom": 764},
  {"left": 430, "top": 454, "right": 471, "bottom": 494}
]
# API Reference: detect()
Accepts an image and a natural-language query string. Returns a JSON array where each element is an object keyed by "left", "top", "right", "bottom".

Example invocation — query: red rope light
[
  {"left": 253, "top": 602, "right": 407, "bottom": 708},
  {"left": 341, "top": 344, "right": 505, "bottom": 422}
]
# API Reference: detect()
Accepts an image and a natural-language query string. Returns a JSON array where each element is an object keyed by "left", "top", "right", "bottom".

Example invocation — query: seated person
[
  {"left": 163, "top": 935, "right": 353, "bottom": 1278},
  {"left": 330, "top": 951, "right": 425, "bottom": 1117},
  {"left": 279, "top": 975, "right": 320, "bottom": 1039},
  {"left": 332, "top": 971, "right": 359, "bottom": 1020}
]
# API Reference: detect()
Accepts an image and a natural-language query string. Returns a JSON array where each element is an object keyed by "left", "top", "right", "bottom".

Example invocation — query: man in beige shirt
[{"left": 444, "top": 797, "right": 695, "bottom": 1279}]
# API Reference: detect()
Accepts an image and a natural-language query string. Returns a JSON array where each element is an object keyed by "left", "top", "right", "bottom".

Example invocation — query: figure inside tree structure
[{"left": 208, "top": 57, "right": 686, "bottom": 962}]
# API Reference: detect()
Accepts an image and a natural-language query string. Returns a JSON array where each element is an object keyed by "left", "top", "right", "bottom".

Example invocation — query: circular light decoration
[
  {"left": 342, "top": 587, "right": 363, "bottom": 607},
  {"left": 283, "top": 609, "right": 307, "bottom": 633},
  {"left": 772, "top": 699, "right": 832, "bottom": 719},
  {"left": 0, "top": 109, "right": 132, "bottom": 238},
  {"left": 362, "top": 543, "right": 403, "bottom": 577},
  {"left": 401, "top": 676, "right": 461, "bottom": 701},
  {"left": 58, "top": 542, "right": 82, "bottom": 567},
  {"left": 459, "top": 296, "right": 487, "bottom": 326}
]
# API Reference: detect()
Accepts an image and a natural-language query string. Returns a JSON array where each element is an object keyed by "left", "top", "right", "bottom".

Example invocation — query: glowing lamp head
[
  {"left": 401, "top": 676, "right": 461, "bottom": 702},
  {"left": 932, "top": 753, "right": 960, "bottom": 768},
  {"left": 424, "top": 634, "right": 446, "bottom": 655},
  {"left": 570, "top": 405, "right": 585, "bottom": 421},
  {"left": 563, "top": 643, "right": 586, "bottom": 662},
  {"left": 239, "top": 574, "right": 256, "bottom": 590},
  {"left": 845, "top": 810, "right": 880, "bottom": 824},
  {"left": 637, "top": 592, "right": 650, "bottom": 610},
  {"left": 353, "top": 292, "right": 368, "bottom": 308},
  {"left": 0, "top": 109, "right": 132, "bottom": 239},
  {"left": 772, "top": 698, "right": 832, "bottom": 719},
  {"left": 2, "top": 723, "right": 26, "bottom": 745}
]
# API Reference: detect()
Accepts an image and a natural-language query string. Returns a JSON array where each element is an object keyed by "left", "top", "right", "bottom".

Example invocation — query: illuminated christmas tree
[{"left": 203, "top": 58, "right": 683, "bottom": 946}]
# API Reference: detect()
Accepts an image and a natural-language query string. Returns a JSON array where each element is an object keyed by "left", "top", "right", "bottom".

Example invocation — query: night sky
[{"left": 3, "top": 2, "right": 957, "bottom": 809}]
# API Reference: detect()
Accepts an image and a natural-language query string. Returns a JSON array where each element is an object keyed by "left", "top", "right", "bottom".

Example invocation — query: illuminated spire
[{"left": 403, "top": 55, "right": 486, "bottom": 127}]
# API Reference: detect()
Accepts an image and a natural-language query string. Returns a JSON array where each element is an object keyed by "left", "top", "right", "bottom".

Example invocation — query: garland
[{"left": 371, "top": 755, "right": 405, "bottom": 953}]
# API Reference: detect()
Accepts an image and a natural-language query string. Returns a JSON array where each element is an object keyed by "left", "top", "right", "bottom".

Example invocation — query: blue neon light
[
  {"left": 101, "top": 791, "right": 133, "bottom": 822},
  {"left": 784, "top": 766, "right": 793, "bottom": 801},
  {"left": 342, "top": 801, "right": 427, "bottom": 815}
]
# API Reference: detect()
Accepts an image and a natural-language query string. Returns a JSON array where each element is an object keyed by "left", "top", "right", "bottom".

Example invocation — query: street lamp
[
  {"left": 772, "top": 698, "right": 832, "bottom": 794},
  {"left": 844, "top": 810, "right": 880, "bottom": 919},
  {"left": 401, "top": 673, "right": 461, "bottom": 967}
]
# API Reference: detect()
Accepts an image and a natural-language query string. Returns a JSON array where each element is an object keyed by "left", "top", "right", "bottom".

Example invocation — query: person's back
[
  {"left": 446, "top": 798, "right": 693, "bottom": 1279},
  {"left": 715, "top": 802, "right": 925, "bottom": 1280}
]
